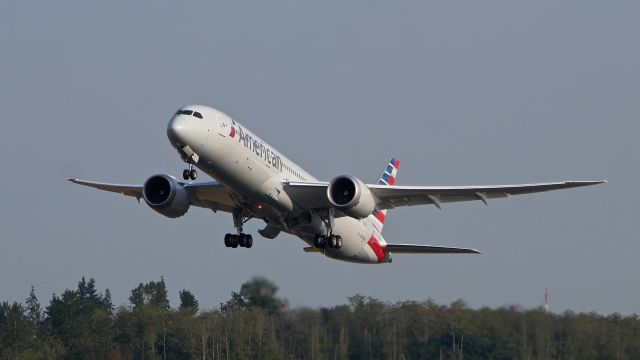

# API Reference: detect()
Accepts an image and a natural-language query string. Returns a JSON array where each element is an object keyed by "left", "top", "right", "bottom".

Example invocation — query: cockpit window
[{"left": 175, "top": 109, "right": 204, "bottom": 119}]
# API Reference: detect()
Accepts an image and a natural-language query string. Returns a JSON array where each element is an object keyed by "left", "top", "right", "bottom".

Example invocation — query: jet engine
[
  {"left": 143, "top": 174, "right": 190, "bottom": 218},
  {"left": 327, "top": 175, "right": 376, "bottom": 219}
]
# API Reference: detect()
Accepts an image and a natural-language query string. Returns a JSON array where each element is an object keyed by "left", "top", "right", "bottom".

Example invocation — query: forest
[{"left": 0, "top": 276, "right": 638, "bottom": 359}]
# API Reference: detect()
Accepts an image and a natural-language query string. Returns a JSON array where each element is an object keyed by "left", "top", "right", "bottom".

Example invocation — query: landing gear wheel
[
  {"left": 224, "top": 233, "right": 232, "bottom": 247},
  {"left": 230, "top": 235, "right": 239, "bottom": 248},
  {"left": 189, "top": 169, "right": 197, "bottom": 180},
  {"left": 329, "top": 235, "right": 338, "bottom": 249},
  {"left": 183, "top": 169, "right": 190, "bottom": 180},
  {"left": 314, "top": 235, "right": 322, "bottom": 248},
  {"left": 245, "top": 235, "right": 253, "bottom": 248},
  {"left": 238, "top": 234, "right": 247, "bottom": 248},
  {"left": 335, "top": 235, "right": 343, "bottom": 249}
]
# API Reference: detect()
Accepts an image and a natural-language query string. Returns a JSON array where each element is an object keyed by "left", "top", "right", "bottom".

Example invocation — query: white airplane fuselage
[{"left": 168, "top": 105, "right": 389, "bottom": 264}]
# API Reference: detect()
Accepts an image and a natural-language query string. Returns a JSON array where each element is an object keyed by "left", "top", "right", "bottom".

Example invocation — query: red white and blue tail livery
[
  {"left": 68, "top": 105, "right": 606, "bottom": 264},
  {"left": 370, "top": 158, "right": 400, "bottom": 233}
]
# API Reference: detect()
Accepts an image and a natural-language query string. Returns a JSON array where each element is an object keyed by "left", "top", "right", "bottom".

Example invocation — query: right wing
[
  {"left": 284, "top": 180, "right": 606, "bottom": 210},
  {"left": 67, "top": 178, "right": 236, "bottom": 213},
  {"left": 385, "top": 244, "right": 481, "bottom": 254},
  {"left": 370, "top": 181, "right": 606, "bottom": 209}
]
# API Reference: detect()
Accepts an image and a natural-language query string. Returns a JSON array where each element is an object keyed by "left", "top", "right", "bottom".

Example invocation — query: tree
[
  {"left": 0, "top": 301, "right": 32, "bottom": 358},
  {"left": 129, "top": 277, "right": 170, "bottom": 310},
  {"left": 239, "top": 276, "right": 287, "bottom": 314},
  {"left": 179, "top": 290, "right": 199, "bottom": 315},
  {"left": 25, "top": 285, "right": 42, "bottom": 336}
]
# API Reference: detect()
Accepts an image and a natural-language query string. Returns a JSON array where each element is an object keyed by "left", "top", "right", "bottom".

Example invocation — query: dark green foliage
[
  {"left": 1, "top": 277, "right": 639, "bottom": 359},
  {"left": 129, "top": 277, "right": 170, "bottom": 310},
  {"left": 239, "top": 276, "right": 287, "bottom": 314},
  {"left": 178, "top": 289, "right": 199, "bottom": 315},
  {"left": 43, "top": 277, "right": 113, "bottom": 359}
]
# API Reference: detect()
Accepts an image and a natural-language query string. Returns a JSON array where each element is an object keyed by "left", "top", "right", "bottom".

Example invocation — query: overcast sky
[{"left": 1, "top": 1, "right": 638, "bottom": 315}]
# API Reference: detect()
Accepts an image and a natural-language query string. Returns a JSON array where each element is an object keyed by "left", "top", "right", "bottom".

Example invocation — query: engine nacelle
[
  {"left": 327, "top": 175, "right": 376, "bottom": 219},
  {"left": 143, "top": 174, "right": 190, "bottom": 218}
]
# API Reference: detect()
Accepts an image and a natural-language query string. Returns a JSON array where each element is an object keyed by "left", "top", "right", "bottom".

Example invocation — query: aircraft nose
[{"left": 167, "top": 115, "right": 189, "bottom": 145}]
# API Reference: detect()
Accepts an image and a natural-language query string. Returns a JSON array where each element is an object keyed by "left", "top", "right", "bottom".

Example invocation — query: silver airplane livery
[{"left": 69, "top": 105, "right": 605, "bottom": 264}]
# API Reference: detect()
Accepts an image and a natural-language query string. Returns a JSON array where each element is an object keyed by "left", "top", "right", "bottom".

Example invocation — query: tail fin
[{"left": 370, "top": 158, "right": 400, "bottom": 232}]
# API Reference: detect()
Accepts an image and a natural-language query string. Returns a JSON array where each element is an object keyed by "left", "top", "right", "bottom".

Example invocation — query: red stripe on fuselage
[{"left": 367, "top": 235, "right": 385, "bottom": 263}]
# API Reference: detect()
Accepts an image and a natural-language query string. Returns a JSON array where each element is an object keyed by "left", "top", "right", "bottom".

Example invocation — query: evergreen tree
[
  {"left": 25, "top": 285, "right": 42, "bottom": 336},
  {"left": 179, "top": 290, "right": 199, "bottom": 315}
]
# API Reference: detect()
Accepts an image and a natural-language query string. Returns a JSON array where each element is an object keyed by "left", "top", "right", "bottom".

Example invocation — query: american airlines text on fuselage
[{"left": 234, "top": 124, "right": 283, "bottom": 172}]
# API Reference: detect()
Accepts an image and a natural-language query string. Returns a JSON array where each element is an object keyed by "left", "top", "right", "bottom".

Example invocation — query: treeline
[{"left": 1, "top": 277, "right": 639, "bottom": 359}]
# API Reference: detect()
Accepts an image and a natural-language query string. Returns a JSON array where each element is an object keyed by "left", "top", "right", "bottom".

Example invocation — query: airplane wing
[
  {"left": 68, "top": 179, "right": 143, "bottom": 198},
  {"left": 369, "top": 180, "right": 606, "bottom": 209},
  {"left": 384, "top": 244, "right": 481, "bottom": 254},
  {"left": 284, "top": 180, "right": 606, "bottom": 210},
  {"left": 67, "top": 178, "right": 236, "bottom": 212}
]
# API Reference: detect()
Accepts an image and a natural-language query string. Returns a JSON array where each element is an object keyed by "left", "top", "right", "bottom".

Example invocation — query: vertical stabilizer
[{"left": 370, "top": 158, "right": 400, "bottom": 233}]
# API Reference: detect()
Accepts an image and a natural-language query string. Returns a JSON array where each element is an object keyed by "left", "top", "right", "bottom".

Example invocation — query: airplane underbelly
[{"left": 320, "top": 218, "right": 385, "bottom": 264}]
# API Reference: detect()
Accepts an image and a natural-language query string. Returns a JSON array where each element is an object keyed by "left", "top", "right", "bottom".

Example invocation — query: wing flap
[{"left": 385, "top": 244, "right": 481, "bottom": 254}]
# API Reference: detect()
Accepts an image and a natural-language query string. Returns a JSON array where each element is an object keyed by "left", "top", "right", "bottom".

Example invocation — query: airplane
[{"left": 69, "top": 105, "right": 605, "bottom": 264}]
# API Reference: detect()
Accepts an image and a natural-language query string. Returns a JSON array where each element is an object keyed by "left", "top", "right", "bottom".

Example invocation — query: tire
[
  {"left": 189, "top": 169, "right": 197, "bottom": 180},
  {"left": 183, "top": 169, "right": 190, "bottom": 180},
  {"left": 329, "top": 235, "right": 338, "bottom": 249},
  {"left": 313, "top": 235, "right": 321, "bottom": 248},
  {"left": 336, "top": 236, "right": 343, "bottom": 249},
  {"left": 238, "top": 234, "right": 246, "bottom": 248},
  {"left": 231, "top": 235, "right": 239, "bottom": 248},
  {"left": 224, "top": 233, "right": 231, "bottom": 247},
  {"left": 245, "top": 235, "right": 253, "bottom": 248}
]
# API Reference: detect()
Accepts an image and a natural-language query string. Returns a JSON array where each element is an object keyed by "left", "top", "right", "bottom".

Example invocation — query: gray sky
[{"left": 1, "top": 1, "right": 638, "bottom": 315}]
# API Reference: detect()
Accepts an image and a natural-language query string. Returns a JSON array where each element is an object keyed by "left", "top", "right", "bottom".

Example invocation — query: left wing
[
  {"left": 68, "top": 178, "right": 236, "bottom": 212},
  {"left": 284, "top": 180, "right": 606, "bottom": 210},
  {"left": 68, "top": 179, "right": 143, "bottom": 198}
]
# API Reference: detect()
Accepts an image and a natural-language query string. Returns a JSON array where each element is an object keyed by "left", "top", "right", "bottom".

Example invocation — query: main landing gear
[
  {"left": 224, "top": 233, "right": 253, "bottom": 248},
  {"left": 182, "top": 163, "right": 197, "bottom": 181},
  {"left": 224, "top": 209, "right": 253, "bottom": 249},
  {"left": 313, "top": 208, "right": 342, "bottom": 249},
  {"left": 314, "top": 234, "right": 342, "bottom": 249}
]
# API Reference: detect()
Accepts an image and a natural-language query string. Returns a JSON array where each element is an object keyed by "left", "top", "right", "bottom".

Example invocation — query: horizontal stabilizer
[{"left": 385, "top": 244, "right": 481, "bottom": 254}]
